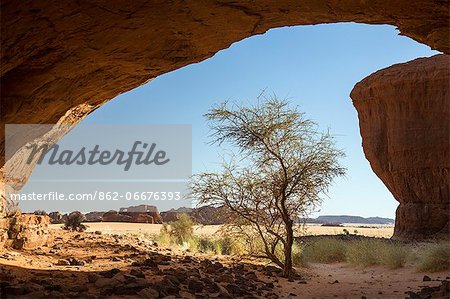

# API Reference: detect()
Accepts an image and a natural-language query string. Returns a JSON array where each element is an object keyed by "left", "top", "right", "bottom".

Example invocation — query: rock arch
[{"left": 1, "top": 0, "right": 449, "bottom": 241}]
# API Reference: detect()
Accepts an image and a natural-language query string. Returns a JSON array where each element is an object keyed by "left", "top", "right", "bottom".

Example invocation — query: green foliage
[
  {"left": 218, "top": 236, "right": 234, "bottom": 255},
  {"left": 156, "top": 223, "right": 173, "bottom": 247},
  {"left": 292, "top": 243, "right": 307, "bottom": 267},
  {"left": 169, "top": 214, "right": 194, "bottom": 244},
  {"left": 63, "top": 211, "right": 87, "bottom": 232},
  {"left": 197, "top": 237, "right": 217, "bottom": 253},
  {"left": 193, "top": 95, "right": 346, "bottom": 278},
  {"left": 417, "top": 242, "right": 450, "bottom": 272}
]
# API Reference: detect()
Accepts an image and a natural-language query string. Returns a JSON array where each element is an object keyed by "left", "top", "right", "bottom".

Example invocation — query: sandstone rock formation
[
  {"left": 84, "top": 211, "right": 104, "bottom": 223},
  {"left": 0, "top": 214, "right": 51, "bottom": 250},
  {"left": 1, "top": 1, "right": 449, "bottom": 167},
  {"left": 160, "top": 206, "right": 229, "bottom": 225},
  {"left": 0, "top": 104, "right": 93, "bottom": 250},
  {"left": 102, "top": 209, "right": 163, "bottom": 224},
  {"left": 0, "top": 1, "right": 449, "bottom": 244},
  {"left": 351, "top": 54, "right": 449, "bottom": 240}
]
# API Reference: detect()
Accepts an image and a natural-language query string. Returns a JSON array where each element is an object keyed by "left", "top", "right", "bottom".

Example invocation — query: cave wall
[
  {"left": 0, "top": 0, "right": 449, "bottom": 242},
  {"left": 1, "top": 0, "right": 449, "bottom": 165}
]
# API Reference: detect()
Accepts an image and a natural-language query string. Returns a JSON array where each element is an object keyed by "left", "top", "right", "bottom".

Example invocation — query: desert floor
[
  {"left": 50, "top": 222, "right": 395, "bottom": 238},
  {"left": 0, "top": 224, "right": 448, "bottom": 298}
]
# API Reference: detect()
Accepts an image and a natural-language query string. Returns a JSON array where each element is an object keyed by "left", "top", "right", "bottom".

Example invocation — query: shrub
[
  {"left": 417, "top": 242, "right": 450, "bottom": 272},
  {"left": 292, "top": 243, "right": 307, "bottom": 266},
  {"left": 346, "top": 239, "right": 382, "bottom": 267},
  {"left": 380, "top": 243, "right": 409, "bottom": 269},
  {"left": 302, "top": 238, "right": 347, "bottom": 263},
  {"left": 156, "top": 223, "right": 173, "bottom": 247},
  {"left": 345, "top": 239, "right": 410, "bottom": 268},
  {"left": 34, "top": 210, "right": 47, "bottom": 216},
  {"left": 218, "top": 237, "right": 234, "bottom": 255},
  {"left": 193, "top": 236, "right": 234, "bottom": 255},
  {"left": 63, "top": 211, "right": 87, "bottom": 232},
  {"left": 197, "top": 237, "right": 217, "bottom": 253},
  {"left": 169, "top": 213, "right": 194, "bottom": 244}
]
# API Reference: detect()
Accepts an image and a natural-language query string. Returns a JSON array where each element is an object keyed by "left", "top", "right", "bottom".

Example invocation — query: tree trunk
[{"left": 283, "top": 221, "right": 294, "bottom": 279}]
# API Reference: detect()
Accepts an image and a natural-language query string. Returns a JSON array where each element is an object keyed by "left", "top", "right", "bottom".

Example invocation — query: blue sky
[{"left": 82, "top": 23, "right": 438, "bottom": 218}]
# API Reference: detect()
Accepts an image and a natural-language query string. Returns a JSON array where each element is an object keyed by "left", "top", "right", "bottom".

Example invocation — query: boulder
[
  {"left": 351, "top": 54, "right": 449, "bottom": 240},
  {"left": 8, "top": 214, "right": 52, "bottom": 249}
]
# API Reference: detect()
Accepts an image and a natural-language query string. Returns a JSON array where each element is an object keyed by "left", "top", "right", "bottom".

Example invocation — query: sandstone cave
[{"left": 0, "top": 1, "right": 449, "bottom": 298}]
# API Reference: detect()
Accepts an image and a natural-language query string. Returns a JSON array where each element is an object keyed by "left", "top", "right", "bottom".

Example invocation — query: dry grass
[
  {"left": 50, "top": 222, "right": 449, "bottom": 272},
  {"left": 300, "top": 238, "right": 410, "bottom": 269},
  {"left": 345, "top": 239, "right": 409, "bottom": 268},
  {"left": 301, "top": 238, "right": 347, "bottom": 263},
  {"left": 417, "top": 242, "right": 450, "bottom": 272}
]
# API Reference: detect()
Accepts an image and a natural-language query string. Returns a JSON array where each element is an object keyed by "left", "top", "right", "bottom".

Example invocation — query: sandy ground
[
  {"left": 301, "top": 224, "right": 393, "bottom": 238},
  {"left": 301, "top": 263, "right": 447, "bottom": 298},
  {"left": 1, "top": 225, "right": 447, "bottom": 298},
  {"left": 50, "top": 222, "right": 394, "bottom": 238}
]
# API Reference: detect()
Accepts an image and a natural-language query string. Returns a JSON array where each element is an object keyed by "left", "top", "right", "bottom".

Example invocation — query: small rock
[
  {"left": 69, "top": 285, "right": 88, "bottom": 292},
  {"left": 216, "top": 274, "right": 234, "bottom": 284},
  {"left": 130, "top": 269, "right": 145, "bottom": 278},
  {"left": 95, "top": 277, "right": 117, "bottom": 288},
  {"left": 4, "top": 285, "right": 30, "bottom": 296},
  {"left": 137, "top": 287, "right": 159, "bottom": 299},
  {"left": 245, "top": 271, "right": 258, "bottom": 280},
  {"left": 56, "top": 259, "right": 70, "bottom": 266},
  {"left": 188, "top": 277, "right": 204, "bottom": 293},
  {"left": 87, "top": 273, "right": 99, "bottom": 283},
  {"left": 68, "top": 257, "right": 85, "bottom": 266},
  {"left": 423, "top": 275, "right": 431, "bottom": 281},
  {"left": 99, "top": 268, "right": 121, "bottom": 278},
  {"left": 123, "top": 274, "right": 137, "bottom": 282}
]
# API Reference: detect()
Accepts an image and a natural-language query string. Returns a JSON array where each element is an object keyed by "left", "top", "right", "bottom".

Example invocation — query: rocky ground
[{"left": 0, "top": 229, "right": 448, "bottom": 298}]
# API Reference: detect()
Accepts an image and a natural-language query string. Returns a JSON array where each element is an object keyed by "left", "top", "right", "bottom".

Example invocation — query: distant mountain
[
  {"left": 165, "top": 207, "right": 193, "bottom": 213},
  {"left": 302, "top": 215, "right": 394, "bottom": 225}
]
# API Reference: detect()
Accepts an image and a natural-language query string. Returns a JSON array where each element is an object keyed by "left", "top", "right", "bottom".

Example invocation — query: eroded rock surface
[
  {"left": 351, "top": 54, "right": 449, "bottom": 240},
  {"left": 8, "top": 214, "right": 52, "bottom": 250},
  {"left": 1, "top": 0, "right": 449, "bottom": 166},
  {"left": 0, "top": 212, "right": 51, "bottom": 250}
]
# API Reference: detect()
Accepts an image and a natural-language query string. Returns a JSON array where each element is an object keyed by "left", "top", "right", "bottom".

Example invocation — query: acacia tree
[{"left": 191, "top": 96, "right": 345, "bottom": 278}]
